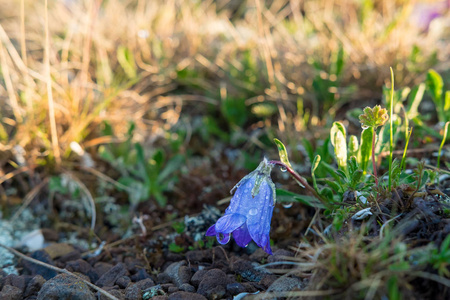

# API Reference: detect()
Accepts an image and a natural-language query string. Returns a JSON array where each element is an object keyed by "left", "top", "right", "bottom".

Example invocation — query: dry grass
[{"left": 0, "top": 0, "right": 448, "bottom": 165}]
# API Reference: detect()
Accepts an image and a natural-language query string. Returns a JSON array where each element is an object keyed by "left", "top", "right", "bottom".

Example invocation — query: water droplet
[
  {"left": 249, "top": 208, "right": 258, "bottom": 215},
  {"left": 361, "top": 125, "right": 369, "bottom": 130},
  {"left": 244, "top": 244, "right": 249, "bottom": 248},
  {"left": 279, "top": 166, "right": 287, "bottom": 172},
  {"left": 282, "top": 202, "right": 293, "bottom": 208}
]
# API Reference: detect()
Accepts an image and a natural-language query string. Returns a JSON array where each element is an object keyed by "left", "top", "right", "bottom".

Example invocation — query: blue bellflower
[{"left": 206, "top": 158, "right": 276, "bottom": 255}]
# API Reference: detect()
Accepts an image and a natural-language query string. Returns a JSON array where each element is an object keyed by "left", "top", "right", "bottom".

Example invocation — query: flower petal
[
  {"left": 246, "top": 180, "right": 274, "bottom": 253},
  {"left": 232, "top": 224, "right": 252, "bottom": 247},
  {"left": 215, "top": 213, "right": 247, "bottom": 234},
  {"left": 205, "top": 225, "right": 216, "bottom": 236}
]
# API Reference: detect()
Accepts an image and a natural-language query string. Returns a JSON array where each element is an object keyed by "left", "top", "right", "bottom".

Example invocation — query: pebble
[
  {"left": 124, "top": 283, "right": 141, "bottom": 300},
  {"left": 226, "top": 282, "right": 246, "bottom": 295},
  {"left": 190, "top": 269, "right": 208, "bottom": 287},
  {"left": 22, "top": 250, "right": 57, "bottom": 280},
  {"left": 168, "top": 291, "right": 207, "bottom": 300},
  {"left": 197, "top": 269, "right": 233, "bottom": 297},
  {"left": 95, "top": 262, "right": 128, "bottom": 287},
  {"left": 36, "top": 273, "right": 96, "bottom": 300},
  {"left": 23, "top": 275, "right": 46, "bottom": 298},
  {"left": 0, "top": 285, "right": 23, "bottom": 300},
  {"left": 267, "top": 249, "right": 295, "bottom": 270},
  {"left": 116, "top": 276, "right": 131, "bottom": 289},
  {"left": 267, "top": 276, "right": 304, "bottom": 293}
]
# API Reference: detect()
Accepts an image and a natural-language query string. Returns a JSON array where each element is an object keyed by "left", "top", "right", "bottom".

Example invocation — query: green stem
[
  {"left": 372, "top": 131, "right": 378, "bottom": 186},
  {"left": 269, "top": 160, "right": 324, "bottom": 202}
]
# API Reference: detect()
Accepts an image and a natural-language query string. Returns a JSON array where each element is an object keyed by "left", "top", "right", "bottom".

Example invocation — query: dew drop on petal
[
  {"left": 279, "top": 166, "right": 287, "bottom": 172},
  {"left": 361, "top": 125, "right": 369, "bottom": 130},
  {"left": 249, "top": 208, "right": 258, "bottom": 216},
  {"left": 282, "top": 202, "right": 293, "bottom": 208}
]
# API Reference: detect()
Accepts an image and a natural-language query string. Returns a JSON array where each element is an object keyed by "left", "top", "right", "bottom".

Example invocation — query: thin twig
[{"left": 0, "top": 243, "right": 119, "bottom": 300}]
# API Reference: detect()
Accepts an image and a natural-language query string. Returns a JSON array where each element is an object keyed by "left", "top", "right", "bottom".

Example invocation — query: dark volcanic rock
[
  {"left": 267, "top": 276, "right": 304, "bottom": 293},
  {"left": 1, "top": 274, "right": 27, "bottom": 293},
  {"left": 116, "top": 275, "right": 131, "bottom": 289},
  {"left": 24, "top": 275, "right": 46, "bottom": 298},
  {"left": 197, "top": 269, "right": 233, "bottom": 297},
  {"left": 168, "top": 291, "right": 207, "bottom": 300},
  {"left": 190, "top": 269, "right": 208, "bottom": 287},
  {"left": 36, "top": 273, "right": 95, "bottom": 300},
  {"left": 163, "top": 261, "right": 192, "bottom": 287},
  {"left": 95, "top": 263, "right": 128, "bottom": 287},
  {"left": 226, "top": 282, "right": 246, "bottom": 295},
  {"left": 124, "top": 283, "right": 141, "bottom": 300},
  {"left": 22, "top": 250, "right": 57, "bottom": 280},
  {"left": 0, "top": 285, "right": 23, "bottom": 300},
  {"left": 231, "top": 259, "right": 266, "bottom": 282}
]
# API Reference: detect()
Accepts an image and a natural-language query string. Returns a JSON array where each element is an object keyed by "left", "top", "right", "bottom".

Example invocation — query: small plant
[{"left": 359, "top": 105, "right": 389, "bottom": 186}]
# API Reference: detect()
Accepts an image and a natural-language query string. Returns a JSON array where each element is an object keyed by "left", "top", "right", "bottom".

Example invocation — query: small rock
[
  {"left": 249, "top": 248, "right": 269, "bottom": 262},
  {"left": 135, "top": 278, "right": 155, "bottom": 291},
  {"left": 44, "top": 243, "right": 75, "bottom": 260},
  {"left": 37, "top": 273, "right": 95, "bottom": 300},
  {"left": 231, "top": 259, "right": 265, "bottom": 282},
  {"left": 168, "top": 286, "right": 179, "bottom": 293},
  {"left": 152, "top": 296, "right": 169, "bottom": 300},
  {"left": 124, "top": 283, "right": 141, "bottom": 300},
  {"left": 258, "top": 275, "right": 278, "bottom": 288},
  {"left": 242, "top": 282, "right": 258, "bottom": 293},
  {"left": 185, "top": 250, "right": 211, "bottom": 263},
  {"left": 41, "top": 228, "right": 59, "bottom": 242},
  {"left": 226, "top": 282, "right": 246, "bottom": 295},
  {"left": 116, "top": 276, "right": 131, "bottom": 289},
  {"left": 58, "top": 250, "right": 81, "bottom": 263},
  {"left": 190, "top": 269, "right": 208, "bottom": 287},
  {"left": 163, "top": 261, "right": 190, "bottom": 287},
  {"left": 24, "top": 275, "right": 46, "bottom": 298},
  {"left": 179, "top": 283, "right": 195, "bottom": 293},
  {"left": 93, "top": 262, "right": 113, "bottom": 278},
  {"left": 207, "top": 285, "right": 226, "bottom": 299},
  {"left": 130, "top": 268, "right": 152, "bottom": 282},
  {"left": 95, "top": 263, "right": 128, "bottom": 287},
  {"left": 267, "top": 277, "right": 304, "bottom": 293},
  {"left": 168, "top": 291, "right": 207, "bottom": 300},
  {"left": 22, "top": 250, "right": 57, "bottom": 280},
  {"left": 197, "top": 269, "right": 232, "bottom": 297},
  {"left": 65, "top": 259, "right": 92, "bottom": 275},
  {"left": 157, "top": 272, "right": 172, "bottom": 284},
  {"left": 1, "top": 274, "right": 26, "bottom": 292},
  {"left": 97, "top": 288, "right": 125, "bottom": 300},
  {"left": 267, "top": 249, "right": 295, "bottom": 270},
  {"left": 0, "top": 285, "right": 23, "bottom": 300}
]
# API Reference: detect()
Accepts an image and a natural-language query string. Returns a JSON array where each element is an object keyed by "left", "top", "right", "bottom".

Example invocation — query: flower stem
[
  {"left": 269, "top": 160, "right": 325, "bottom": 203},
  {"left": 372, "top": 130, "right": 378, "bottom": 186}
]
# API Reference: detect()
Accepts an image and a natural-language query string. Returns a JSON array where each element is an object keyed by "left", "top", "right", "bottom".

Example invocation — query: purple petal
[
  {"left": 225, "top": 177, "right": 254, "bottom": 215},
  {"left": 205, "top": 225, "right": 216, "bottom": 236},
  {"left": 232, "top": 224, "right": 252, "bottom": 247},
  {"left": 216, "top": 233, "right": 231, "bottom": 244},
  {"left": 215, "top": 213, "right": 246, "bottom": 234},
  {"left": 247, "top": 180, "right": 274, "bottom": 251}
]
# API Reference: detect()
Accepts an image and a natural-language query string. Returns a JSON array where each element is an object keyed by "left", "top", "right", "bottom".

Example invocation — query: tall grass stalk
[
  {"left": 388, "top": 67, "right": 394, "bottom": 192},
  {"left": 45, "top": 0, "right": 61, "bottom": 164}
]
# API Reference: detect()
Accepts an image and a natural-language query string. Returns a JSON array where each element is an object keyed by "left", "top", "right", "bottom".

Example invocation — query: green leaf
[
  {"left": 276, "top": 189, "right": 326, "bottom": 209},
  {"left": 311, "top": 155, "right": 321, "bottom": 191},
  {"left": 273, "top": 138, "right": 293, "bottom": 168},
  {"left": 330, "top": 122, "right": 347, "bottom": 171},
  {"left": 445, "top": 91, "right": 450, "bottom": 112},
  {"left": 157, "top": 154, "right": 184, "bottom": 183},
  {"left": 324, "top": 179, "right": 341, "bottom": 193},
  {"left": 359, "top": 127, "right": 373, "bottom": 174},
  {"left": 348, "top": 135, "right": 359, "bottom": 158},
  {"left": 426, "top": 69, "right": 443, "bottom": 102},
  {"left": 359, "top": 105, "right": 389, "bottom": 128},
  {"left": 406, "top": 83, "right": 425, "bottom": 119},
  {"left": 117, "top": 46, "right": 137, "bottom": 79}
]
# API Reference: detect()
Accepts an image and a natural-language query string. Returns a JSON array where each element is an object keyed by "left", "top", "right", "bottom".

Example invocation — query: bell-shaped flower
[{"left": 206, "top": 158, "right": 276, "bottom": 254}]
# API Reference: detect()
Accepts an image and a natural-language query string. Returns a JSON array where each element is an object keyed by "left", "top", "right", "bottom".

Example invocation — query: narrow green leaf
[
  {"left": 445, "top": 91, "right": 450, "bottom": 112},
  {"left": 117, "top": 46, "right": 137, "bottom": 79},
  {"left": 276, "top": 189, "right": 326, "bottom": 209},
  {"left": 311, "top": 155, "right": 321, "bottom": 191},
  {"left": 406, "top": 83, "right": 425, "bottom": 119},
  {"left": 273, "top": 138, "right": 293, "bottom": 168},
  {"left": 359, "top": 127, "right": 373, "bottom": 174}
]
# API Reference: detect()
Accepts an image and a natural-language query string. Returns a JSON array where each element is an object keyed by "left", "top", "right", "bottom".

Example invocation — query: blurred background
[{"left": 0, "top": 0, "right": 449, "bottom": 233}]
